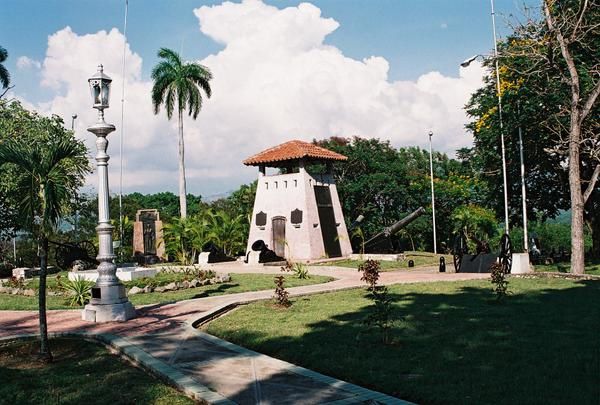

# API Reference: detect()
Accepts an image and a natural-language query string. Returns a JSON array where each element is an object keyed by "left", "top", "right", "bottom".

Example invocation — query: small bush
[
  {"left": 490, "top": 261, "right": 509, "bottom": 301},
  {"left": 358, "top": 259, "right": 381, "bottom": 291},
  {"left": 281, "top": 261, "right": 310, "bottom": 279},
  {"left": 364, "top": 286, "right": 395, "bottom": 345},
  {"left": 62, "top": 277, "right": 94, "bottom": 307},
  {"left": 273, "top": 275, "right": 291, "bottom": 307},
  {"left": 4, "top": 276, "right": 25, "bottom": 289}
]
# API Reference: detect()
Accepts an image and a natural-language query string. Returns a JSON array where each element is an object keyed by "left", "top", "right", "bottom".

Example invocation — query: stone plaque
[
  {"left": 290, "top": 209, "right": 303, "bottom": 224},
  {"left": 256, "top": 211, "right": 267, "bottom": 226}
]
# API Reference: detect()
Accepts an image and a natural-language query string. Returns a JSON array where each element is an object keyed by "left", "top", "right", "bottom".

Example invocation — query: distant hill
[{"left": 547, "top": 210, "right": 571, "bottom": 224}]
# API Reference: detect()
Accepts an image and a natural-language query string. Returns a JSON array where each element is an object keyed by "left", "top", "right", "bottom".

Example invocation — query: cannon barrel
[{"left": 364, "top": 207, "right": 426, "bottom": 247}]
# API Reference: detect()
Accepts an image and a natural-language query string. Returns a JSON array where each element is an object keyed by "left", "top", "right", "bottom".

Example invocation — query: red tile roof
[{"left": 243, "top": 140, "right": 347, "bottom": 166}]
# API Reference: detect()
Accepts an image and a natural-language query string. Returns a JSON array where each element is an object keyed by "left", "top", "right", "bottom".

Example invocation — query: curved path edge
[
  {"left": 0, "top": 266, "right": 488, "bottom": 404},
  {"left": 0, "top": 327, "right": 412, "bottom": 405}
]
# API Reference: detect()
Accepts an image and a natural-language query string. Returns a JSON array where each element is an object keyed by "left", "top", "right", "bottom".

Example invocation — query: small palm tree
[
  {"left": 0, "top": 46, "right": 12, "bottom": 98},
  {"left": 151, "top": 48, "right": 212, "bottom": 218},
  {"left": 206, "top": 209, "right": 246, "bottom": 256},
  {"left": 0, "top": 137, "right": 88, "bottom": 362}
]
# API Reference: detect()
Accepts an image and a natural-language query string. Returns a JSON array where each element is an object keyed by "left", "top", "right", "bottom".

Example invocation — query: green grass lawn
[
  {"left": 0, "top": 338, "right": 194, "bottom": 404},
  {"left": 533, "top": 259, "right": 600, "bottom": 276},
  {"left": 0, "top": 273, "right": 333, "bottom": 310},
  {"left": 205, "top": 277, "right": 600, "bottom": 404},
  {"left": 321, "top": 251, "right": 453, "bottom": 271}
]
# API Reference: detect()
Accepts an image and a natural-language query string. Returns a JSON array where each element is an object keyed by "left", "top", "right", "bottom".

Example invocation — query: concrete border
[{"left": 0, "top": 332, "right": 233, "bottom": 405}]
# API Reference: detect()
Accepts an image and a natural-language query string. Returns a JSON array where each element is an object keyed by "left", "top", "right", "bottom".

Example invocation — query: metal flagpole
[
  {"left": 118, "top": 0, "right": 128, "bottom": 256},
  {"left": 518, "top": 101, "right": 529, "bottom": 251},
  {"left": 428, "top": 131, "right": 437, "bottom": 254},
  {"left": 491, "top": 0, "right": 510, "bottom": 236}
]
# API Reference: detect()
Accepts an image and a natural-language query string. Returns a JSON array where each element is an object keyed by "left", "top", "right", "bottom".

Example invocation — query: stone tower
[{"left": 244, "top": 140, "right": 353, "bottom": 262}]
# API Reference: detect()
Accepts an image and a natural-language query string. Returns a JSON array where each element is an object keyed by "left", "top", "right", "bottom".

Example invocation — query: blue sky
[
  {"left": 0, "top": 0, "right": 537, "bottom": 196},
  {"left": 2, "top": 0, "right": 529, "bottom": 101}
]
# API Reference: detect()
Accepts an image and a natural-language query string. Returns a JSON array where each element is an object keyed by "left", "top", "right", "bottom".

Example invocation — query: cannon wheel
[
  {"left": 77, "top": 241, "right": 97, "bottom": 261},
  {"left": 54, "top": 245, "right": 70, "bottom": 269},
  {"left": 499, "top": 233, "right": 512, "bottom": 273},
  {"left": 453, "top": 231, "right": 468, "bottom": 272}
]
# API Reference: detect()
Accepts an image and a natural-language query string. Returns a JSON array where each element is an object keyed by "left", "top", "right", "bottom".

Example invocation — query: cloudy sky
[{"left": 1, "top": 0, "right": 534, "bottom": 198}]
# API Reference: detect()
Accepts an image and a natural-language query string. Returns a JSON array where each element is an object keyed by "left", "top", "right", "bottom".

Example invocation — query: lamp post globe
[
  {"left": 88, "top": 64, "right": 112, "bottom": 110},
  {"left": 82, "top": 64, "right": 135, "bottom": 323}
]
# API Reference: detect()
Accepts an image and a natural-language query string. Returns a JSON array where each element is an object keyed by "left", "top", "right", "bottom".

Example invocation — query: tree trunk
[
  {"left": 568, "top": 119, "right": 585, "bottom": 274},
  {"left": 178, "top": 109, "right": 187, "bottom": 218},
  {"left": 38, "top": 235, "right": 52, "bottom": 362}
]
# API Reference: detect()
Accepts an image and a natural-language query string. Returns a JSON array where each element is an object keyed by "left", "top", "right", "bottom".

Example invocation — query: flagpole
[{"left": 118, "top": 0, "right": 128, "bottom": 257}]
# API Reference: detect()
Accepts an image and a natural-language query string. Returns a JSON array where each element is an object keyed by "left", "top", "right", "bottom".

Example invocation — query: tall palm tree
[
  {"left": 0, "top": 46, "right": 12, "bottom": 98},
  {"left": 151, "top": 48, "right": 212, "bottom": 218},
  {"left": 0, "top": 137, "right": 88, "bottom": 362}
]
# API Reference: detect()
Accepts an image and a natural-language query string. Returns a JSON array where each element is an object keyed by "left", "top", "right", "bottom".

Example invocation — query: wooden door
[
  {"left": 314, "top": 186, "right": 342, "bottom": 258},
  {"left": 272, "top": 217, "right": 286, "bottom": 258}
]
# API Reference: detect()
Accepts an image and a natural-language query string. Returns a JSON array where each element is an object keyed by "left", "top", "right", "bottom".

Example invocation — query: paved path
[{"left": 0, "top": 264, "right": 488, "bottom": 404}]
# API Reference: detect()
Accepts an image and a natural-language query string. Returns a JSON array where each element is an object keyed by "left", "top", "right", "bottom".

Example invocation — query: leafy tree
[
  {"left": 0, "top": 46, "right": 12, "bottom": 98},
  {"left": 451, "top": 205, "right": 498, "bottom": 239},
  {"left": 206, "top": 181, "right": 257, "bottom": 239},
  {"left": 0, "top": 134, "right": 89, "bottom": 362},
  {"left": 316, "top": 137, "right": 487, "bottom": 252},
  {"left": 162, "top": 214, "right": 210, "bottom": 264},
  {"left": 0, "top": 190, "right": 17, "bottom": 244},
  {"left": 541, "top": 0, "right": 600, "bottom": 272},
  {"left": 107, "top": 191, "right": 202, "bottom": 223},
  {"left": 465, "top": 0, "right": 599, "bottom": 270},
  {"left": 205, "top": 209, "right": 246, "bottom": 256},
  {"left": 0, "top": 101, "right": 89, "bottom": 231},
  {"left": 151, "top": 48, "right": 212, "bottom": 219}
]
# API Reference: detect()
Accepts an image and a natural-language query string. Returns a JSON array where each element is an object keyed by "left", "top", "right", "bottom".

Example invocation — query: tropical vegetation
[
  {"left": 0, "top": 100, "right": 89, "bottom": 361},
  {"left": 464, "top": 0, "right": 599, "bottom": 272},
  {"left": 151, "top": 47, "right": 212, "bottom": 219},
  {"left": 0, "top": 45, "right": 11, "bottom": 98}
]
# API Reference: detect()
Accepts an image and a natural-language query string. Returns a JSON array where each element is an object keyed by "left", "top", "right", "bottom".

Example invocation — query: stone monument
[{"left": 133, "top": 209, "right": 165, "bottom": 263}]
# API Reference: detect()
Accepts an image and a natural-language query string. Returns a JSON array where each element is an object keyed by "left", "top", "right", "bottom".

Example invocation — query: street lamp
[
  {"left": 428, "top": 131, "right": 437, "bottom": 254},
  {"left": 71, "top": 114, "right": 77, "bottom": 131},
  {"left": 82, "top": 64, "right": 135, "bottom": 323}
]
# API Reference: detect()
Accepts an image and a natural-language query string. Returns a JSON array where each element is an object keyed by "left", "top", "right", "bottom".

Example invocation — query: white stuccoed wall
[{"left": 246, "top": 167, "right": 352, "bottom": 261}]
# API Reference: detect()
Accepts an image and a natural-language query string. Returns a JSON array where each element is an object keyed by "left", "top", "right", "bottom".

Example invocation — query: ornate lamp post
[{"left": 82, "top": 64, "right": 135, "bottom": 322}]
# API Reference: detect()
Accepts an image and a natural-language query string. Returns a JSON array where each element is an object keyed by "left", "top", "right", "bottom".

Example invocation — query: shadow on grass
[
  {"left": 207, "top": 279, "right": 600, "bottom": 404},
  {"left": 0, "top": 338, "right": 192, "bottom": 404},
  {"left": 191, "top": 282, "right": 242, "bottom": 298}
]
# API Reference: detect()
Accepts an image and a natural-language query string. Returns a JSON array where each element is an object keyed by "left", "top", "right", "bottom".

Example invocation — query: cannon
[
  {"left": 198, "top": 242, "right": 236, "bottom": 264},
  {"left": 246, "top": 239, "right": 285, "bottom": 264},
  {"left": 49, "top": 240, "right": 98, "bottom": 269},
  {"left": 452, "top": 230, "right": 512, "bottom": 273},
  {"left": 362, "top": 207, "right": 426, "bottom": 253}
]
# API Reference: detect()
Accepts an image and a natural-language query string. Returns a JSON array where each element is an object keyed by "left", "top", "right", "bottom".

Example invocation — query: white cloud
[
  {"left": 440, "top": 22, "right": 448, "bottom": 29},
  {"left": 22, "top": 0, "right": 484, "bottom": 197},
  {"left": 16, "top": 56, "right": 41, "bottom": 69}
]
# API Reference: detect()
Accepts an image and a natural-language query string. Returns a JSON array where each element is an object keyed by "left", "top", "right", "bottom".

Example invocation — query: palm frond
[{"left": 157, "top": 48, "right": 182, "bottom": 69}]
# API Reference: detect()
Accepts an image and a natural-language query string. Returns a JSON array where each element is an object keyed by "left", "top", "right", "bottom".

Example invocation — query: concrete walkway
[{"left": 0, "top": 264, "right": 488, "bottom": 404}]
